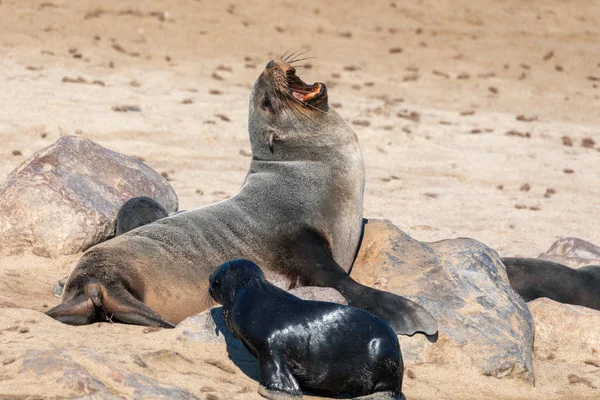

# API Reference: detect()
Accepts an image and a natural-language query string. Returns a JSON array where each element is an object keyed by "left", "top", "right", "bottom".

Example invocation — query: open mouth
[{"left": 285, "top": 68, "right": 327, "bottom": 104}]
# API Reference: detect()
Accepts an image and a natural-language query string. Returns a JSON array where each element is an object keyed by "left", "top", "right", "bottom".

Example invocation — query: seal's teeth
[
  {"left": 291, "top": 83, "right": 323, "bottom": 102},
  {"left": 302, "top": 83, "right": 323, "bottom": 101}
]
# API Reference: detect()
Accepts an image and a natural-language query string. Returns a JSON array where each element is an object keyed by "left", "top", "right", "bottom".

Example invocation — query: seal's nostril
[{"left": 266, "top": 60, "right": 276, "bottom": 69}]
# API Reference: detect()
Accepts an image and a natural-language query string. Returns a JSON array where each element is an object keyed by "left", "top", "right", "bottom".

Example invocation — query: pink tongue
[
  {"left": 292, "top": 91, "right": 305, "bottom": 101},
  {"left": 291, "top": 83, "right": 321, "bottom": 102}
]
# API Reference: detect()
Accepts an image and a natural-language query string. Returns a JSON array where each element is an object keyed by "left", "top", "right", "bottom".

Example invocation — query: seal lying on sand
[
  {"left": 209, "top": 259, "right": 405, "bottom": 400},
  {"left": 503, "top": 257, "right": 600, "bottom": 310},
  {"left": 46, "top": 56, "right": 438, "bottom": 340}
]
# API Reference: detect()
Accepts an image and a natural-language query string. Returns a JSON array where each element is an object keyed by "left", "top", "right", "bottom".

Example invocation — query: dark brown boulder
[
  {"left": 0, "top": 136, "right": 177, "bottom": 257},
  {"left": 351, "top": 219, "right": 535, "bottom": 383}
]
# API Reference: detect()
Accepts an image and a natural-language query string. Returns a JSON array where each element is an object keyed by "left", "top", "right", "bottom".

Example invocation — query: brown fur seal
[
  {"left": 46, "top": 56, "right": 438, "bottom": 340},
  {"left": 503, "top": 257, "right": 600, "bottom": 310}
]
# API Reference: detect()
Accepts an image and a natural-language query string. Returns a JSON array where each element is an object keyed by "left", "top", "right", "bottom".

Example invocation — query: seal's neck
[{"left": 236, "top": 134, "right": 364, "bottom": 271}]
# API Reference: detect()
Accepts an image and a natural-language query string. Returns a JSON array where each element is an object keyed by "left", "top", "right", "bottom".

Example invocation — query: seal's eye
[{"left": 263, "top": 93, "right": 272, "bottom": 110}]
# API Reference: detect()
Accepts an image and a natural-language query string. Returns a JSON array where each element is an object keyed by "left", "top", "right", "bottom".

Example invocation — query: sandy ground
[{"left": 0, "top": 0, "right": 599, "bottom": 399}]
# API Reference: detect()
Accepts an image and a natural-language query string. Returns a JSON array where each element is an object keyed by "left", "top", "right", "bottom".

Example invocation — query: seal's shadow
[{"left": 209, "top": 307, "right": 259, "bottom": 380}]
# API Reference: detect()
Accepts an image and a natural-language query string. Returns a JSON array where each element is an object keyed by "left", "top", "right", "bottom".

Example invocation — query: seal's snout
[{"left": 264, "top": 59, "right": 328, "bottom": 110}]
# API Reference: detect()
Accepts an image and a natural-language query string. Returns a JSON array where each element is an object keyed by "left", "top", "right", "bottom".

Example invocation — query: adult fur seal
[
  {"left": 503, "top": 257, "right": 600, "bottom": 310},
  {"left": 209, "top": 259, "right": 405, "bottom": 400},
  {"left": 46, "top": 56, "right": 438, "bottom": 340}
]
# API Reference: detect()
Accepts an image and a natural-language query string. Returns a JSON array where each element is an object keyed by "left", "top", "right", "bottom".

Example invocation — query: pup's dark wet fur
[
  {"left": 209, "top": 259, "right": 405, "bottom": 400},
  {"left": 115, "top": 196, "right": 169, "bottom": 236}
]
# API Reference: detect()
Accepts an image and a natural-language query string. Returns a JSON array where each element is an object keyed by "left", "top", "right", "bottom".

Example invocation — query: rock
[
  {"left": 528, "top": 298, "right": 600, "bottom": 390},
  {"left": 351, "top": 219, "right": 534, "bottom": 383},
  {"left": 19, "top": 348, "right": 198, "bottom": 399},
  {"left": 0, "top": 308, "right": 199, "bottom": 400},
  {"left": 178, "top": 308, "right": 228, "bottom": 345},
  {"left": 288, "top": 286, "right": 347, "bottom": 304},
  {"left": 529, "top": 298, "right": 600, "bottom": 364},
  {"left": 52, "top": 276, "right": 68, "bottom": 298},
  {"left": 177, "top": 308, "right": 259, "bottom": 379},
  {"left": 0, "top": 136, "right": 178, "bottom": 257},
  {"left": 538, "top": 237, "right": 600, "bottom": 268}
]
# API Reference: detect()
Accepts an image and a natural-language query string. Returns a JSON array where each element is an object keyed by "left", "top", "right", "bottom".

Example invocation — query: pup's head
[{"left": 208, "top": 259, "right": 265, "bottom": 306}]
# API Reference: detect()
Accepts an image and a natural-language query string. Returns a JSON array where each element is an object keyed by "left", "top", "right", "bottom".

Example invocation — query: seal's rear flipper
[
  {"left": 98, "top": 287, "right": 175, "bottom": 328},
  {"left": 45, "top": 294, "right": 95, "bottom": 325},
  {"left": 290, "top": 228, "right": 439, "bottom": 342},
  {"left": 46, "top": 283, "right": 174, "bottom": 328}
]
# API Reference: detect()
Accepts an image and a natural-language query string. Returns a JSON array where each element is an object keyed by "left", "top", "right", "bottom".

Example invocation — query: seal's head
[
  {"left": 209, "top": 259, "right": 265, "bottom": 306},
  {"left": 248, "top": 56, "right": 358, "bottom": 160}
]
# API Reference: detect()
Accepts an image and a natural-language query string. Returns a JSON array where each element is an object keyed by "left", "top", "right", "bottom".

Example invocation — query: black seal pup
[
  {"left": 503, "top": 257, "right": 600, "bottom": 310},
  {"left": 47, "top": 56, "right": 437, "bottom": 340},
  {"left": 209, "top": 259, "right": 405, "bottom": 400},
  {"left": 115, "top": 196, "right": 169, "bottom": 236}
]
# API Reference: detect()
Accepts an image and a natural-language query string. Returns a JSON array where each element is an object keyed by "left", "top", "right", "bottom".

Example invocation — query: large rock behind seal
[
  {"left": 351, "top": 219, "right": 535, "bottom": 383},
  {"left": 538, "top": 237, "right": 600, "bottom": 268},
  {"left": 0, "top": 136, "right": 178, "bottom": 257}
]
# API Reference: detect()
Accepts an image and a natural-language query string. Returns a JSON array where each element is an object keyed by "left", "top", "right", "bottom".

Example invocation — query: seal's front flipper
[
  {"left": 46, "top": 283, "right": 174, "bottom": 328},
  {"left": 257, "top": 355, "right": 302, "bottom": 399},
  {"left": 348, "top": 287, "right": 438, "bottom": 342},
  {"left": 289, "top": 228, "right": 438, "bottom": 342}
]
